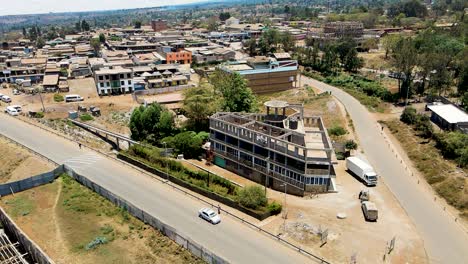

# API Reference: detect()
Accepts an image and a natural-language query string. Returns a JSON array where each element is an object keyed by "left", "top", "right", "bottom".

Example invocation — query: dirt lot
[
  {"left": 189, "top": 156, "right": 427, "bottom": 264},
  {"left": 0, "top": 136, "right": 55, "bottom": 183},
  {"left": 0, "top": 175, "right": 203, "bottom": 264}
]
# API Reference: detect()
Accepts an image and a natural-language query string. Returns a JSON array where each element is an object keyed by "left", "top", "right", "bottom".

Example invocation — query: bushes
[
  {"left": 434, "top": 132, "right": 468, "bottom": 167},
  {"left": 32, "top": 112, "right": 44, "bottom": 118},
  {"left": 236, "top": 186, "right": 267, "bottom": 210},
  {"left": 80, "top": 114, "right": 94, "bottom": 121},
  {"left": 401, "top": 107, "right": 417, "bottom": 124},
  {"left": 126, "top": 145, "right": 237, "bottom": 195},
  {"left": 345, "top": 140, "right": 358, "bottom": 150},
  {"left": 53, "top": 94, "right": 64, "bottom": 102},
  {"left": 400, "top": 107, "right": 433, "bottom": 138},
  {"left": 325, "top": 73, "right": 393, "bottom": 102},
  {"left": 162, "top": 131, "right": 207, "bottom": 159},
  {"left": 267, "top": 201, "right": 282, "bottom": 215},
  {"left": 328, "top": 125, "right": 347, "bottom": 136}
]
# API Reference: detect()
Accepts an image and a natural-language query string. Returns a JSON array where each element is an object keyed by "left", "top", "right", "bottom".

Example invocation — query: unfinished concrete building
[
  {"left": 209, "top": 100, "right": 335, "bottom": 196},
  {"left": 323, "top": 21, "right": 364, "bottom": 39}
]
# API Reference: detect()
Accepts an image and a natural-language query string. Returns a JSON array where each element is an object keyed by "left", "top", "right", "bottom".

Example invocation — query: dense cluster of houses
[{"left": 0, "top": 18, "right": 388, "bottom": 97}]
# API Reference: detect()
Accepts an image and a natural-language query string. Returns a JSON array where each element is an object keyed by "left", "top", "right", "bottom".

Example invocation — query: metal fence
[
  {"left": 62, "top": 164, "right": 228, "bottom": 264},
  {"left": 0, "top": 167, "right": 63, "bottom": 196}
]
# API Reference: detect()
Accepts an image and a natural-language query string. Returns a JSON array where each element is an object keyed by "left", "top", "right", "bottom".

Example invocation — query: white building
[{"left": 94, "top": 67, "right": 134, "bottom": 95}]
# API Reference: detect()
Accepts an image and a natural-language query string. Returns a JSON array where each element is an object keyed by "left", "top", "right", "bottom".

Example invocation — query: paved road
[
  {"left": 303, "top": 76, "right": 468, "bottom": 264},
  {"left": 0, "top": 114, "right": 313, "bottom": 264}
]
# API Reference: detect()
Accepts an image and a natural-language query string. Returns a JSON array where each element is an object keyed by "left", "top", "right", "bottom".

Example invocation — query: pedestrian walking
[
  {"left": 218, "top": 204, "right": 221, "bottom": 215},
  {"left": 78, "top": 143, "right": 82, "bottom": 149}
]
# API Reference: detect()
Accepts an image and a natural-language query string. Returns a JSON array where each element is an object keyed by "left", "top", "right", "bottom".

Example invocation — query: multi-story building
[
  {"left": 219, "top": 57, "right": 298, "bottom": 94},
  {"left": 158, "top": 46, "right": 192, "bottom": 64},
  {"left": 323, "top": 21, "right": 364, "bottom": 39},
  {"left": 151, "top": 19, "right": 168, "bottom": 32},
  {"left": 94, "top": 67, "right": 134, "bottom": 95},
  {"left": 209, "top": 100, "right": 335, "bottom": 196}
]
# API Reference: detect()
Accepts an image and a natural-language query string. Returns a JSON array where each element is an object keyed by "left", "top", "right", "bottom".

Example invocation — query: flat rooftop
[{"left": 428, "top": 104, "right": 468, "bottom": 124}]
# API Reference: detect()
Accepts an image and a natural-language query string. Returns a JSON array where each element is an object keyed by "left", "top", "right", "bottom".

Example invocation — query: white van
[
  {"left": 5, "top": 106, "right": 19, "bottom": 116},
  {"left": 1, "top": 95, "right": 11, "bottom": 103},
  {"left": 65, "top": 94, "right": 84, "bottom": 102}
]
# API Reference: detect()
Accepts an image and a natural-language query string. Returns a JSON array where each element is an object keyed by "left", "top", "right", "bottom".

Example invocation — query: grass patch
[
  {"left": 384, "top": 120, "right": 468, "bottom": 219},
  {"left": 0, "top": 176, "right": 204, "bottom": 263},
  {"left": 4, "top": 196, "right": 35, "bottom": 217},
  {"left": 53, "top": 94, "right": 64, "bottom": 102}
]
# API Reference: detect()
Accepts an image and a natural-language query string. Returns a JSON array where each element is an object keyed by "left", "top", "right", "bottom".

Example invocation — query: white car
[
  {"left": 10, "top": 105, "right": 22, "bottom": 113},
  {"left": 198, "top": 208, "right": 221, "bottom": 224},
  {"left": 1, "top": 95, "right": 11, "bottom": 103},
  {"left": 5, "top": 106, "right": 19, "bottom": 116}
]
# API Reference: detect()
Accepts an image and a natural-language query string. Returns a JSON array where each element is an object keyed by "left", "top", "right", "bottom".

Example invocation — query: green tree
[
  {"left": 28, "top": 26, "right": 38, "bottom": 41},
  {"left": 163, "top": 131, "right": 204, "bottom": 159},
  {"left": 244, "top": 38, "right": 257, "bottom": 56},
  {"left": 183, "top": 83, "right": 218, "bottom": 131},
  {"left": 129, "top": 103, "right": 176, "bottom": 144},
  {"left": 36, "top": 37, "right": 45, "bottom": 48},
  {"left": 90, "top": 38, "right": 101, "bottom": 55},
  {"left": 129, "top": 106, "right": 145, "bottom": 141},
  {"left": 75, "top": 20, "right": 82, "bottom": 32},
  {"left": 210, "top": 69, "right": 257, "bottom": 112},
  {"left": 99, "top": 33, "right": 106, "bottom": 43},
  {"left": 389, "top": 36, "right": 418, "bottom": 99},
  {"left": 280, "top": 31, "right": 295, "bottom": 52},
  {"left": 219, "top": 12, "right": 231, "bottom": 21},
  {"left": 134, "top": 21, "right": 142, "bottom": 29},
  {"left": 236, "top": 186, "right": 267, "bottom": 209},
  {"left": 258, "top": 28, "right": 281, "bottom": 55},
  {"left": 461, "top": 92, "right": 468, "bottom": 111},
  {"left": 81, "top": 20, "right": 90, "bottom": 31},
  {"left": 400, "top": 107, "right": 418, "bottom": 125},
  {"left": 207, "top": 17, "right": 219, "bottom": 31}
]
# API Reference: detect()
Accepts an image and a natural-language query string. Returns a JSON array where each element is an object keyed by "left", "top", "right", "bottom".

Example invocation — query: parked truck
[{"left": 346, "top": 157, "right": 378, "bottom": 186}]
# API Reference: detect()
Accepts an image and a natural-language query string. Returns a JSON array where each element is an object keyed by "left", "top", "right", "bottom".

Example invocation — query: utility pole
[
  {"left": 38, "top": 88, "right": 45, "bottom": 112},
  {"left": 163, "top": 142, "right": 169, "bottom": 181}
]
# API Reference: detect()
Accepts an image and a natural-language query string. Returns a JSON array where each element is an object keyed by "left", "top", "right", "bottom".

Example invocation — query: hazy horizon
[{"left": 0, "top": 0, "right": 203, "bottom": 16}]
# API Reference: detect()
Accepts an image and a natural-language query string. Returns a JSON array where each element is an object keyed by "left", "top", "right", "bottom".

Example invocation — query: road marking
[{"left": 64, "top": 153, "right": 102, "bottom": 169}]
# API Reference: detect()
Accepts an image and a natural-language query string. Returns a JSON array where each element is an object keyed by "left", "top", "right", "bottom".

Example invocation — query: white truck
[{"left": 346, "top": 157, "right": 378, "bottom": 186}]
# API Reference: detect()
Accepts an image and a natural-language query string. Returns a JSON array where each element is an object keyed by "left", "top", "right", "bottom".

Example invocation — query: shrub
[
  {"left": 236, "top": 186, "right": 267, "bottom": 209},
  {"left": 328, "top": 125, "right": 347, "bottom": 136},
  {"left": 434, "top": 132, "right": 468, "bottom": 167},
  {"left": 80, "top": 114, "right": 94, "bottom": 121},
  {"left": 85, "top": 236, "right": 108, "bottom": 250},
  {"left": 345, "top": 140, "right": 358, "bottom": 150},
  {"left": 414, "top": 114, "right": 433, "bottom": 138},
  {"left": 400, "top": 107, "right": 417, "bottom": 125},
  {"left": 335, "top": 152, "right": 345, "bottom": 160},
  {"left": 53, "top": 93, "right": 64, "bottom": 102},
  {"left": 267, "top": 201, "right": 282, "bottom": 215},
  {"left": 33, "top": 112, "right": 44, "bottom": 118}
]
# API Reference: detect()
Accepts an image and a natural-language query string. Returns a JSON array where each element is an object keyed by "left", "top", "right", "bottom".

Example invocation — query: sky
[{"left": 0, "top": 0, "right": 203, "bottom": 16}]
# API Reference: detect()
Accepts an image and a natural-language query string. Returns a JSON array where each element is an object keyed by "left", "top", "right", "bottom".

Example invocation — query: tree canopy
[
  {"left": 129, "top": 103, "right": 175, "bottom": 144},
  {"left": 210, "top": 69, "right": 257, "bottom": 113}
]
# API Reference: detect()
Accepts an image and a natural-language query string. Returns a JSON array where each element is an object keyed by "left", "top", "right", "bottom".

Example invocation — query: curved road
[
  {"left": 303, "top": 76, "right": 468, "bottom": 264},
  {"left": 0, "top": 114, "right": 313, "bottom": 264}
]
